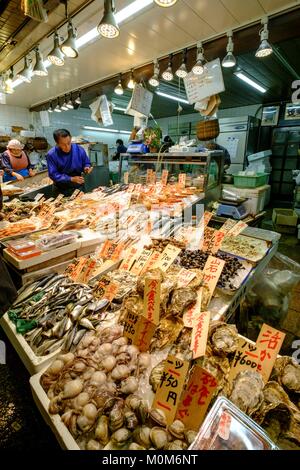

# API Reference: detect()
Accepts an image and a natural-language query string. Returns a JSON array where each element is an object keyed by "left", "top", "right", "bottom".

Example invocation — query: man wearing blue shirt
[{"left": 47, "top": 129, "right": 93, "bottom": 196}]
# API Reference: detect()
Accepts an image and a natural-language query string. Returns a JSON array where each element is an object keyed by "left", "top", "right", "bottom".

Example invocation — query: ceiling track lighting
[
  {"left": 75, "top": 92, "right": 82, "bottom": 105},
  {"left": 33, "top": 46, "right": 48, "bottom": 77},
  {"left": 48, "top": 32, "right": 65, "bottom": 66},
  {"left": 48, "top": 102, "right": 54, "bottom": 113},
  {"left": 162, "top": 54, "right": 174, "bottom": 81},
  {"left": 54, "top": 101, "right": 62, "bottom": 112},
  {"left": 149, "top": 60, "right": 160, "bottom": 87},
  {"left": 61, "top": 20, "right": 78, "bottom": 58},
  {"left": 222, "top": 31, "right": 237, "bottom": 68},
  {"left": 192, "top": 42, "right": 207, "bottom": 75},
  {"left": 16, "top": 56, "right": 32, "bottom": 83},
  {"left": 175, "top": 49, "right": 188, "bottom": 78},
  {"left": 114, "top": 74, "right": 124, "bottom": 95},
  {"left": 255, "top": 17, "right": 273, "bottom": 58},
  {"left": 154, "top": 0, "right": 178, "bottom": 7},
  {"left": 66, "top": 96, "right": 74, "bottom": 109},
  {"left": 61, "top": 96, "right": 69, "bottom": 110},
  {"left": 127, "top": 70, "right": 135, "bottom": 89},
  {"left": 98, "top": 0, "right": 119, "bottom": 39},
  {"left": 5, "top": 67, "right": 14, "bottom": 86}
]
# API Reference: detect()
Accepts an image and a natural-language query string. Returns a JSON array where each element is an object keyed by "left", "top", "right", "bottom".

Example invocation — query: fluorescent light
[
  {"left": 156, "top": 90, "right": 189, "bottom": 104},
  {"left": 234, "top": 72, "right": 267, "bottom": 94},
  {"left": 83, "top": 126, "right": 131, "bottom": 134}
]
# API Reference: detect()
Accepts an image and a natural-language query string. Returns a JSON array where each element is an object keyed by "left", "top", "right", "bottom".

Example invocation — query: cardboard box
[{"left": 272, "top": 209, "right": 298, "bottom": 227}]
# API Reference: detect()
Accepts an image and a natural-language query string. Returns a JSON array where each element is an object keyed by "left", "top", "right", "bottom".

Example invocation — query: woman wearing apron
[{"left": 1, "top": 139, "right": 35, "bottom": 182}]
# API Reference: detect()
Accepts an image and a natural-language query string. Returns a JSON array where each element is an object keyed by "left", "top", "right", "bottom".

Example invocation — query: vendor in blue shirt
[{"left": 46, "top": 129, "right": 93, "bottom": 196}]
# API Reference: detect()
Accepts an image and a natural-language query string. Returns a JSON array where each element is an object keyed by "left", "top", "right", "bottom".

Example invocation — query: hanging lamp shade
[
  {"left": 98, "top": 0, "right": 119, "bottom": 39},
  {"left": 48, "top": 33, "right": 65, "bottom": 66},
  {"left": 17, "top": 57, "right": 32, "bottom": 83},
  {"left": 61, "top": 21, "right": 78, "bottom": 58},
  {"left": 33, "top": 48, "right": 48, "bottom": 76}
]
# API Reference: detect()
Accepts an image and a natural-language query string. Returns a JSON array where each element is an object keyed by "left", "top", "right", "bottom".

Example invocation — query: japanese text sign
[
  {"left": 219, "top": 219, "right": 237, "bottom": 234},
  {"left": 201, "top": 227, "right": 216, "bottom": 252},
  {"left": 146, "top": 169, "right": 153, "bottom": 185},
  {"left": 191, "top": 310, "right": 210, "bottom": 359},
  {"left": 176, "top": 366, "right": 218, "bottom": 431},
  {"left": 141, "top": 251, "right": 161, "bottom": 274},
  {"left": 183, "top": 288, "right": 202, "bottom": 328},
  {"left": 161, "top": 169, "right": 169, "bottom": 186},
  {"left": 211, "top": 230, "right": 226, "bottom": 255},
  {"left": 177, "top": 268, "right": 196, "bottom": 288},
  {"left": 178, "top": 173, "right": 186, "bottom": 188},
  {"left": 202, "top": 255, "right": 225, "bottom": 305},
  {"left": 228, "top": 338, "right": 263, "bottom": 384},
  {"left": 143, "top": 277, "right": 161, "bottom": 325},
  {"left": 152, "top": 355, "right": 190, "bottom": 425},
  {"left": 227, "top": 221, "right": 248, "bottom": 237},
  {"left": 124, "top": 172, "right": 129, "bottom": 184},
  {"left": 121, "top": 311, "right": 156, "bottom": 352},
  {"left": 256, "top": 324, "right": 285, "bottom": 383},
  {"left": 119, "top": 247, "right": 140, "bottom": 271},
  {"left": 153, "top": 244, "right": 182, "bottom": 272},
  {"left": 130, "top": 249, "right": 153, "bottom": 276},
  {"left": 104, "top": 281, "right": 120, "bottom": 302}
]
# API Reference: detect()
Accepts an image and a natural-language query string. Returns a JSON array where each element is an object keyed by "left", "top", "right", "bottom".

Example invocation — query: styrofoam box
[
  {"left": 30, "top": 368, "right": 79, "bottom": 450},
  {"left": 223, "top": 184, "right": 271, "bottom": 216},
  {"left": 0, "top": 313, "right": 61, "bottom": 375}
]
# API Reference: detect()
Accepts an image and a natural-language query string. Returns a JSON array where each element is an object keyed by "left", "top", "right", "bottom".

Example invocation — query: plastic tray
[
  {"left": 0, "top": 313, "right": 61, "bottom": 375},
  {"left": 233, "top": 173, "right": 269, "bottom": 188}
]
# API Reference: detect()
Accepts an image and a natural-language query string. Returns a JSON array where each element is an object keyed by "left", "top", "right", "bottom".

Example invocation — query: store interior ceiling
[{"left": 1, "top": 0, "right": 300, "bottom": 118}]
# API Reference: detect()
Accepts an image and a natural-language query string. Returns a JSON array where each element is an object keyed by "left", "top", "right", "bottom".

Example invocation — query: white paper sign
[
  {"left": 126, "top": 84, "right": 153, "bottom": 118},
  {"left": 99, "top": 95, "right": 113, "bottom": 127},
  {"left": 40, "top": 111, "right": 50, "bottom": 127},
  {"left": 184, "top": 59, "right": 225, "bottom": 104}
]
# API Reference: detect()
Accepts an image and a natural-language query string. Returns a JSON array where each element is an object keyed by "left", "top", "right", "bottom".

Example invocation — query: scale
[
  {"left": 127, "top": 140, "right": 149, "bottom": 154},
  {"left": 216, "top": 197, "right": 248, "bottom": 220}
]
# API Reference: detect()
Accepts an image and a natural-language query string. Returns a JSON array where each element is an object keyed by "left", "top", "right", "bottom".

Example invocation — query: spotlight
[
  {"left": 127, "top": 70, "right": 135, "bottom": 89},
  {"left": 154, "top": 0, "right": 178, "bottom": 7},
  {"left": 149, "top": 60, "right": 160, "bottom": 87},
  {"left": 162, "top": 55, "right": 174, "bottom": 81},
  {"left": 33, "top": 47, "right": 48, "bottom": 77},
  {"left": 256, "top": 17, "right": 273, "bottom": 58},
  {"left": 61, "top": 20, "right": 78, "bottom": 58},
  {"left": 48, "top": 32, "right": 65, "bottom": 66},
  {"left": 98, "top": 0, "right": 119, "bottom": 39},
  {"left": 75, "top": 93, "right": 81, "bottom": 105},
  {"left": 16, "top": 56, "right": 32, "bottom": 83},
  {"left": 175, "top": 49, "right": 188, "bottom": 78},
  {"left": 114, "top": 75, "right": 124, "bottom": 95},
  {"left": 222, "top": 31, "right": 236, "bottom": 68},
  {"left": 192, "top": 42, "right": 207, "bottom": 75}
]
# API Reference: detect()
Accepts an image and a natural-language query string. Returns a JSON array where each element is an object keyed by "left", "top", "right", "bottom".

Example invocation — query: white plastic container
[
  {"left": 223, "top": 184, "right": 271, "bottom": 216},
  {"left": 0, "top": 313, "right": 61, "bottom": 375},
  {"left": 30, "top": 368, "right": 80, "bottom": 450}
]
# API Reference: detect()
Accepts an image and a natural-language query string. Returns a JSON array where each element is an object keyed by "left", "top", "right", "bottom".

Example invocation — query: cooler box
[
  {"left": 272, "top": 208, "right": 298, "bottom": 234},
  {"left": 223, "top": 184, "right": 271, "bottom": 216}
]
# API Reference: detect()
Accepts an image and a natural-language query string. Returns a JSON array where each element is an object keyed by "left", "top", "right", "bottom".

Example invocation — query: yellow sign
[
  {"left": 153, "top": 244, "right": 182, "bottom": 272},
  {"left": 143, "top": 277, "right": 161, "bottom": 325},
  {"left": 202, "top": 255, "right": 225, "bottom": 305},
  {"left": 191, "top": 310, "right": 210, "bottom": 359}
]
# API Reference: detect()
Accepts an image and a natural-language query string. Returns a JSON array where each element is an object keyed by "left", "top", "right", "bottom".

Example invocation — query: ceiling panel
[
  {"left": 221, "top": 0, "right": 265, "bottom": 23},
  {"left": 184, "top": 0, "right": 239, "bottom": 32},
  {"left": 258, "top": 0, "right": 299, "bottom": 11}
]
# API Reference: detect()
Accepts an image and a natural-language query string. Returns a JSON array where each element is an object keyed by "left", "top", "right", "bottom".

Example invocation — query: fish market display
[
  {"left": 41, "top": 324, "right": 195, "bottom": 450},
  {"left": 7, "top": 274, "right": 117, "bottom": 356},
  {"left": 145, "top": 238, "right": 186, "bottom": 253},
  {"left": 220, "top": 234, "right": 269, "bottom": 263},
  {"left": 1, "top": 200, "right": 41, "bottom": 222},
  {"left": 0, "top": 218, "right": 38, "bottom": 239}
]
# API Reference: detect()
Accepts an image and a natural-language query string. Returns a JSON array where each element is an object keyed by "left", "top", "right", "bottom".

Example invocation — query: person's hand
[
  {"left": 29, "top": 169, "right": 36, "bottom": 177},
  {"left": 84, "top": 166, "right": 93, "bottom": 174},
  {"left": 71, "top": 176, "right": 84, "bottom": 185},
  {"left": 14, "top": 173, "right": 24, "bottom": 181}
]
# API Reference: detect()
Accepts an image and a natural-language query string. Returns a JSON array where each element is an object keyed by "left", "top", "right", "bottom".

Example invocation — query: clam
[
  {"left": 111, "top": 428, "right": 131, "bottom": 448},
  {"left": 132, "top": 426, "right": 151, "bottom": 448},
  {"left": 128, "top": 443, "right": 146, "bottom": 450},
  {"left": 120, "top": 377, "right": 139, "bottom": 395},
  {"left": 168, "top": 420, "right": 185, "bottom": 439},
  {"left": 165, "top": 439, "right": 187, "bottom": 450},
  {"left": 124, "top": 411, "right": 139, "bottom": 430},
  {"left": 125, "top": 394, "right": 141, "bottom": 411},
  {"left": 184, "top": 430, "right": 197, "bottom": 446},
  {"left": 149, "top": 408, "right": 167, "bottom": 427},
  {"left": 109, "top": 403, "right": 124, "bottom": 432},
  {"left": 229, "top": 370, "right": 264, "bottom": 416},
  {"left": 136, "top": 399, "right": 149, "bottom": 424},
  {"left": 86, "top": 439, "right": 102, "bottom": 451},
  {"left": 150, "top": 427, "right": 168, "bottom": 449},
  {"left": 95, "top": 415, "right": 110, "bottom": 445}
]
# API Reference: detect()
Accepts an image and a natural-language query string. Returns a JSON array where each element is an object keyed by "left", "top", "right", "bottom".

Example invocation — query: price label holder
[
  {"left": 176, "top": 366, "right": 218, "bottom": 431},
  {"left": 227, "top": 220, "right": 248, "bottom": 237},
  {"left": 140, "top": 250, "right": 161, "bottom": 274},
  {"left": 219, "top": 219, "right": 237, "bottom": 234},
  {"left": 177, "top": 268, "right": 196, "bottom": 288},
  {"left": 152, "top": 355, "right": 190, "bottom": 425},
  {"left": 119, "top": 247, "right": 140, "bottom": 271},
  {"left": 201, "top": 227, "right": 216, "bottom": 252},
  {"left": 228, "top": 338, "right": 263, "bottom": 385},
  {"left": 211, "top": 230, "right": 226, "bottom": 255}
]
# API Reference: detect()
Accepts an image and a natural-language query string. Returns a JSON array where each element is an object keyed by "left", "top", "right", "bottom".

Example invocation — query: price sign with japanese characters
[
  {"left": 219, "top": 219, "right": 237, "bottom": 234},
  {"left": 134, "top": 317, "right": 156, "bottom": 352},
  {"left": 141, "top": 251, "right": 161, "bottom": 274},
  {"left": 211, "top": 230, "right": 226, "bottom": 255},
  {"left": 177, "top": 268, "right": 196, "bottom": 288},
  {"left": 202, "top": 255, "right": 225, "bottom": 305},
  {"left": 152, "top": 355, "right": 190, "bottom": 425},
  {"left": 198, "top": 211, "right": 213, "bottom": 228},
  {"left": 201, "top": 227, "right": 216, "bottom": 252},
  {"left": 191, "top": 311, "right": 210, "bottom": 359},
  {"left": 119, "top": 247, "right": 140, "bottom": 271},
  {"left": 98, "top": 240, "right": 113, "bottom": 259},
  {"left": 70, "top": 189, "right": 81, "bottom": 200},
  {"left": 130, "top": 249, "right": 153, "bottom": 276},
  {"left": 111, "top": 243, "right": 125, "bottom": 261},
  {"left": 104, "top": 281, "right": 120, "bottom": 302},
  {"left": 93, "top": 276, "right": 111, "bottom": 299},
  {"left": 228, "top": 338, "right": 263, "bottom": 384},
  {"left": 178, "top": 173, "right": 186, "bottom": 188},
  {"left": 218, "top": 412, "right": 232, "bottom": 440},
  {"left": 146, "top": 169, "right": 153, "bottom": 185},
  {"left": 65, "top": 257, "right": 87, "bottom": 282},
  {"left": 122, "top": 311, "right": 139, "bottom": 344},
  {"left": 153, "top": 244, "right": 182, "bottom": 272},
  {"left": 143, "top": 277, "right": 161, "bottom": 325},
  {"left": 227, "top": 220, "right": 248, "bottom": 237},
  {"left": 183, "top": 288, "right": 202, "bottom": 328},
  {"left": 124, "top": 172, "right": 129, "bottom": 184},
  {"left": 161, "top": 169, "right": 169, "bottom": 186},
  {"left": 176, "top": 366, "right": 218, "bottom": 431},
  {"left": 256, "top": 324, "right": 285, "bottom": 383}
]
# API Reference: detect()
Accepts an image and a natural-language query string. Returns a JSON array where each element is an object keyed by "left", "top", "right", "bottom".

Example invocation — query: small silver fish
[{"left": 79, "top": 318, "right": 95, "bottom": 330}]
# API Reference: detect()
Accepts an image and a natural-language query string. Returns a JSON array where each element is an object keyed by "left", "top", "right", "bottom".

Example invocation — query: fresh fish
[
  {"left": 72, "top": 329, "right": 86, "bottom": 347},
  {"left": 64, "top": 324, "right": 78, "bottom": 352},
  {"left": 70, "top": 304, "right": 86, "bottom": 322},
  {"left": 79, "top": 318, "right": 95, "bottom": 330}
]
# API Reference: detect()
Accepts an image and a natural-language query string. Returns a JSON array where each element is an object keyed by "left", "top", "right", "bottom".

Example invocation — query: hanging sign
[
  {"left": 99, "top": 95, "right": 113, "bottom": 127},
  {"left": 152, "top": 355, "right": 190, "bottom": 425},
  {"left": 202, "top": 255, "right": 225, "bottom": 305},
  {"left": 176, "top": 366, "right": 218, "bottom": 431},
  {"left": 183, "top": 59, "right": 225, "bottom": 104},
  {"left": 126, "top": 84, "right": 153, "bottom": 118}
]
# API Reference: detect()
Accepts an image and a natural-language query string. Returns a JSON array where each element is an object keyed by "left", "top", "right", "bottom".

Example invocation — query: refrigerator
[{"left": 216, "top": 116, "right": 260, "bottom": 174}]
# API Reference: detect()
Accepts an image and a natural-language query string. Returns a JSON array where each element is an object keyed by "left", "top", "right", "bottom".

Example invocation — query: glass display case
[{"left": 119, "top": 151, "right": 224, "bottom": 205}]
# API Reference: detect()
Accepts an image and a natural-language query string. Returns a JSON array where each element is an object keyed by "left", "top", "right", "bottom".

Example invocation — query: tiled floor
[{"left": 0, "top": 215, "right": 299, "bottom": 450}]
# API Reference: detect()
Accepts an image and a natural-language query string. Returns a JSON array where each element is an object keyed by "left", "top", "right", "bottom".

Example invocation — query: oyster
[
  {"left": 137, "top": 269, "right": 177, "bottom": 312},
  {"left": 197, "top": 355, "right": 231, "bottom": 396},
  {"left": 272, "top": 356, "right": 300, "bottom": 394},
  {"left": 208, "top": 322, "right": 239, "bottom": 356},
  {"left": 168, "top": 287, "right": 197, "bottom": 317},
  {"left": 169, "top": 328, "right": 192, "bottom": 361},
  {"left": 121, "top": 295, "right": 144, "bottom": 317},
  {"left": 261, "top": 403, "right": 292, "bottom": 444},
  {"left": 229, "top": 370, "right": 264, "bottom": 416},
  {"left": 150, "top": 316, "right": 183, "bottom": 352},
  {"left": 149, "top": 360, "right": 167, "bottom": 392}
]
